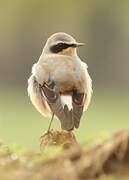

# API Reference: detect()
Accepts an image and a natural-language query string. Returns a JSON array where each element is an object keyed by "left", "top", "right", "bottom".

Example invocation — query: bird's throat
[{"left": 58, "top": 47, "right": 77, "bottom": 56}]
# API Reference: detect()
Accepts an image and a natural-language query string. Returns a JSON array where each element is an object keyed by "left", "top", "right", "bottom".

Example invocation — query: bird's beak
[{"left": 75, "top": 42, "right": 85, "bottom": 47}]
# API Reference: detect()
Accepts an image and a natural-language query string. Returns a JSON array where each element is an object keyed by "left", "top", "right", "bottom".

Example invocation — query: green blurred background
[{"left": 0, "top": 0, "right": 129, "bottom": 150}]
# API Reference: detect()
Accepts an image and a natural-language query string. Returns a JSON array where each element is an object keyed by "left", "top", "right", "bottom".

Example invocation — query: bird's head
[{"left": 42, "top": 32, "right": 85, "bottom": 56}]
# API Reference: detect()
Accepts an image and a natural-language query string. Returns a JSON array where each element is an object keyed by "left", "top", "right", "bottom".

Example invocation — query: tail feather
[{"left": 62, "top": 105, "right": 73, "bottom": 130}]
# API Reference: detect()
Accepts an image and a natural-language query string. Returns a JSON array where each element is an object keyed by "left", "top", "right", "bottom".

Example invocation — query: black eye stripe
[{"left": 50, "top": 43, "right": 76, "bottom": 53}]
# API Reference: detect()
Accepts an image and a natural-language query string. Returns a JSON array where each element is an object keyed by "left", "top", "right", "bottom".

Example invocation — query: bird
[{"left": 28, "top": 32, "right": 92, "bottom": 132}]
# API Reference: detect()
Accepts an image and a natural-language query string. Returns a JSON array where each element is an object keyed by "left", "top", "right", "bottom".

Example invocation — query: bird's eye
[{"left": 50, "top": 43, "right": 70, "bottom": 53}]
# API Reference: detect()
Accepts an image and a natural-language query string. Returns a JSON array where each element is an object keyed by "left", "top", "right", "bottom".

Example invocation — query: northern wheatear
[{"left": 28, "top": 32, "right": 92, "bottom": 131}]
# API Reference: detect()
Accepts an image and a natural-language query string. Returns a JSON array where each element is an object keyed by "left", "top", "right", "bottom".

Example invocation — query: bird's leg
[
  {"left": 47, "top": 112, "right": 54, "bottom": 133},
  {"left": 40, "top": 80, "right": 56, "bottom": 144},
  {"left": 40, "top": 112, "right": 55, "bottom": 150}
]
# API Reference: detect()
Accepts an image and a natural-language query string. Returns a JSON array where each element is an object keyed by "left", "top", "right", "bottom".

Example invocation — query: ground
[{"left": 0, "top": 129, "right": 129, "bottom": 180}]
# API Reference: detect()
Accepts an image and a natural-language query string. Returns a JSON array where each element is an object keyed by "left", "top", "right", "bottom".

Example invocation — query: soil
[{"left": 0, "top": 129, "right": 129, "bottom": 180}]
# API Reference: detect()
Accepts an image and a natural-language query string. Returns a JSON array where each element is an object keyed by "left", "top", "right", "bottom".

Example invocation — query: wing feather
[{"left": 27, "top": 75, "right": 51, "bottom": 117}]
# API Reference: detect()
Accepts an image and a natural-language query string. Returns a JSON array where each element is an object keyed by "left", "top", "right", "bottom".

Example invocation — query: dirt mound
[
  {"left": 38, "top": 129, "right": 129, "bottom": 180},
  {"left": 0, "top": 130, "right": 129, "bottom": 180}
]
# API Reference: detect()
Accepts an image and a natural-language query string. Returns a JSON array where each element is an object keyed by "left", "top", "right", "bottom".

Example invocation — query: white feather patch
[{"left": 61, "top": 95, "right": 72, "bottom": 110}]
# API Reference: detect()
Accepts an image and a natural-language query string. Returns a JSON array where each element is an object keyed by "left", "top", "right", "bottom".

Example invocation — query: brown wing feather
[{"left": 40, "top": 81, "right": 74, "bottom": 130}]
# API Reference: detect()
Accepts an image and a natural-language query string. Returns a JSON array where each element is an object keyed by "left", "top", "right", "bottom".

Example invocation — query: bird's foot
[{"left": 40, "top": 129, "right": 54, "bottom": 150}]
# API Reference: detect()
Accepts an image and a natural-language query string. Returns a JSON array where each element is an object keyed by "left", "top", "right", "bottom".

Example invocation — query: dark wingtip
[{"left": 72, "top": 91, "right": 85, "bottom": 129}]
